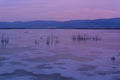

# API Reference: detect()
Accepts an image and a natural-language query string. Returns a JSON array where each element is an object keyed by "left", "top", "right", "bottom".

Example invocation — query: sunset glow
[{"left": 0, "top": 0, "right": 120, "bottom": 21}]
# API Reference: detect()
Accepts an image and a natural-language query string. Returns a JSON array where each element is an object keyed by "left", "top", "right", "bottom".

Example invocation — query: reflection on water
[
  {"left": 34, "top": 35, "right": 59, "bottom": 46},
  {"left": 72, "top": 34, "right": 101, "bottom": 41},
  {"left": 0, "top": 29, "right": 120, "bottom": 80},
  {"left": 72, "top": 34, "right": 102, "bottom": 46},
  {"left": 0, "top": 33, "right": 9, "bottom": 48}
]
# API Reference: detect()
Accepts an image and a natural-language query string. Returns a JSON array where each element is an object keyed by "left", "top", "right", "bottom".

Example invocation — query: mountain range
[{"left": 0, "top": 18, "right": 120, "bottom": 29}]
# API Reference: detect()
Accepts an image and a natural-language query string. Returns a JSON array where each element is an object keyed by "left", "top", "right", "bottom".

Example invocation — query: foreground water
[{"left": 0, "top": 29, "right": 120, "bottom": 80}]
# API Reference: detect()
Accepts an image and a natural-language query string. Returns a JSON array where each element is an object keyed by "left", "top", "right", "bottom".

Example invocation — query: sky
[{"left": 0, "top": 0, "right": 120, "bottom": 21}]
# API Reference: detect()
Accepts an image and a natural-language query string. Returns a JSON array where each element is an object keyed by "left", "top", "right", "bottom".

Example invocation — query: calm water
[{"left": 0, "top": 29, "right": 120, "bottom": 80}]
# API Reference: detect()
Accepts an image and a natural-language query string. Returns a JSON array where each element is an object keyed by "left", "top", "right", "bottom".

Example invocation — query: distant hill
[{"left": 0, "top": 18, "right": 120, "bottom": 29}]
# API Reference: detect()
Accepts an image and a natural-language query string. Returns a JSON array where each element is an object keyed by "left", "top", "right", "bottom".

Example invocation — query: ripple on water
[
  {"left": 22, "top": 53, "right": 95, "bottom": 63},
  {"left": 0, "top": 57, "right": 9, "bottom": 62},
  {"left": 10, "top": 61, "right": 27, "bottom": 66},
  {"left": 112, "top": 76, "right": 120, "bottom": 80},
  {"left": 78, "top": 64, "right": 97, "bottom": 71},
  {"left": 0, "top": 69, "right": 76, "bottom": 80},
  {"left": 95, "top": 69, "right": 120, "bottom": 76},
  {"left": 0, "top": 47, "right": 35, "bottom": 55},
  {"left": 36, "top": 64, "right": 53, "bottom": 70}
]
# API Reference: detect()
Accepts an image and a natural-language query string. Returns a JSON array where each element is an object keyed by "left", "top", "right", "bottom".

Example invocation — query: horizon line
[{"left": 0, "top": 17, "right": 120, "bottom": 23}]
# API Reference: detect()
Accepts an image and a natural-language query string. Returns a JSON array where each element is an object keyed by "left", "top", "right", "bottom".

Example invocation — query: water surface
[{"left": 0, "top": 29, "right": 120, "bottom": 80}]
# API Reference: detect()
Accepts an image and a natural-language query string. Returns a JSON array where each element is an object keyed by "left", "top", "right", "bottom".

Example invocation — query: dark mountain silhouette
[{"left": 0, "top": 18, "right": 120, "bottom": 29}]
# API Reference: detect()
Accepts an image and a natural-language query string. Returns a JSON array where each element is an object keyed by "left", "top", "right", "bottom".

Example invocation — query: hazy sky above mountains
[{"left": 0, "top": 0, "right": 120, "bottom": 21}]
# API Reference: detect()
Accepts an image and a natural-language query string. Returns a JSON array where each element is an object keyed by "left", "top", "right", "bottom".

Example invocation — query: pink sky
[{"left": 0, "top": 0, "right": 120, "bottom": 21}]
